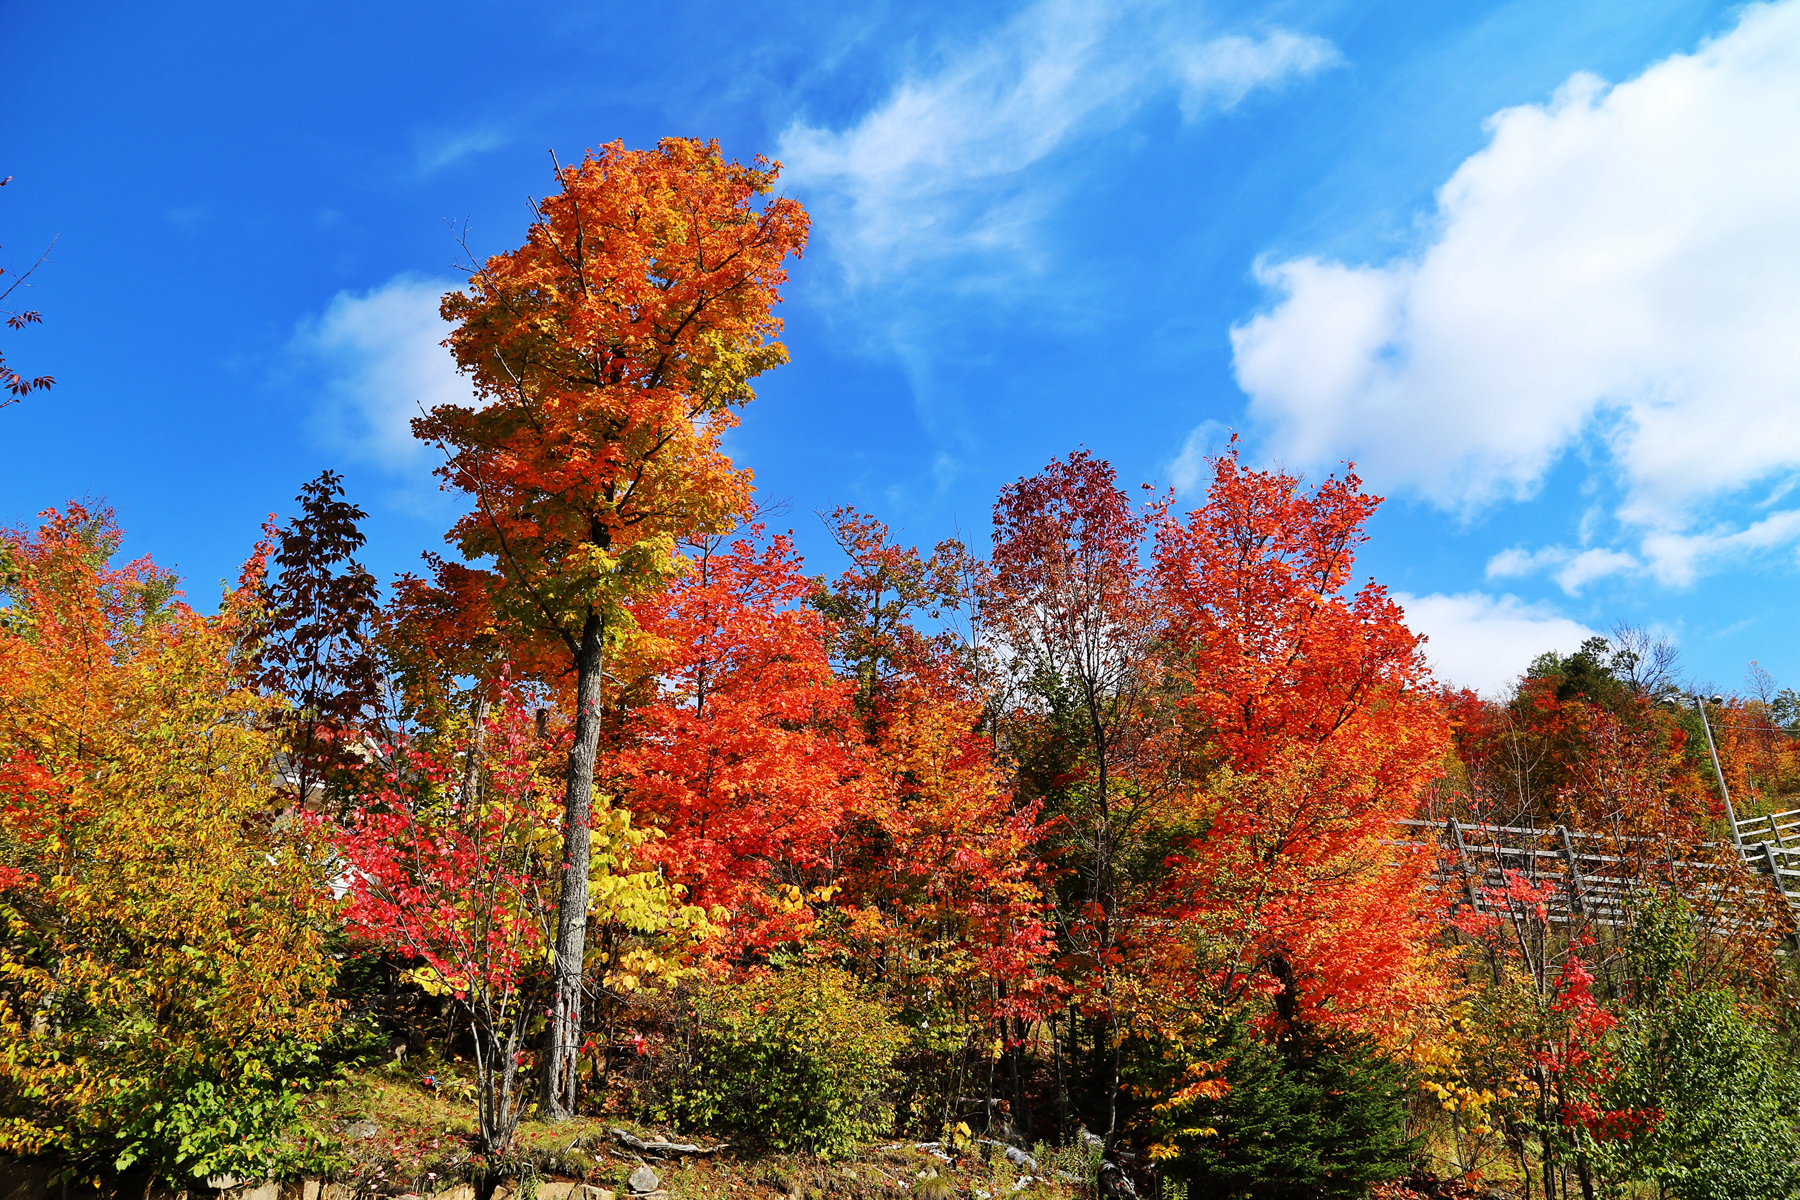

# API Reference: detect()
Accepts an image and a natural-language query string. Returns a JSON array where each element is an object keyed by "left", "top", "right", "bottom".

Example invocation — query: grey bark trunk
[{"left": 546, "top": 608, "right": 605, "bottom": 1117}]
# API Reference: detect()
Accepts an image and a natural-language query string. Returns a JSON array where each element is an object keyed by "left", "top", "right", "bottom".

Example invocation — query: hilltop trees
[{"left": 415, "top": 138, "right": 808, "bottom": 1116}]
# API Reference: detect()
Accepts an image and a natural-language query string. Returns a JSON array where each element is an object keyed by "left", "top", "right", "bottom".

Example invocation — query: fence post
[
  {"left": 1762, "top": 840, "right": 1789, "bottom": 901},
  {"left": 1448, "top": 818, "right": 1481, "bottom": 913},
  {"left": 1558, "top": 825, "right": 1587, "bottom": 919}
]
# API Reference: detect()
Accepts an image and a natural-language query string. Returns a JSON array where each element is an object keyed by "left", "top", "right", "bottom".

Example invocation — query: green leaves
[{"left": 661, "top": 967, "right": 908, "bottom": 1157}]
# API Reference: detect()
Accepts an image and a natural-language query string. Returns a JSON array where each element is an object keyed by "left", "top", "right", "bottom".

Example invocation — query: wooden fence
[{"left": 1393, "top": 808, "right": 1800, "bottom": 933}]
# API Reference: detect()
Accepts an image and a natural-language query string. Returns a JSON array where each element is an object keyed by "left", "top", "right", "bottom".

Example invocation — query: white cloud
[
  {"left": 414, "top": 126, "right": 508, "bottom": 174},
  {"left": 1232, "top": 1, "right": 1800, "bottom": 582},
  {"left": 779, "top": 1, "right": 1338, "bottom": 283},
  {"left": 1485, "top": 544, "right": 1639, "bottom": 594},
  {"left": 293, "top": 275, "right": 474, "bottom": 472},
  {"left": 1641, "top": 507, "right": 1800, "bottom": 586},
  {"left": 1167, "top": 419, "right": 1231, "bottom": 493},
  {"left": 1175, "top": 30, "right": 1340, "bottom": 117},
  {"left": 1397, "top": 590, "right": 1601, "bottom": 695}
]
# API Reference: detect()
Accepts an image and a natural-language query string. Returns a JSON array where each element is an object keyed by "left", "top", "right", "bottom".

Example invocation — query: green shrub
[
  {"left": 661, "top": 966, "right": 907, "bottom": 1156},
  {"left": 1597, "top": 989, "right": 1800, "bottom": 1200},
  {"left": 108, "top": 1042, "right": 319, "bottom": 1182},
  {"left": 1590, "top": 896, "right": 1800, "bottom": 1200}
]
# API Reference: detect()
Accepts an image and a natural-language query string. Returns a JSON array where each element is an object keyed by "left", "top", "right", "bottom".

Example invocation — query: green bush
[
  {"left": 1597, "top": 990, "right": 1800, "bottom": 1200},
  {"left": 1590, "top": 896, "right": 1800, "bottom": 1200},
  {"left": 661, "top": 966, "right": 907, "bottom": 1156}
]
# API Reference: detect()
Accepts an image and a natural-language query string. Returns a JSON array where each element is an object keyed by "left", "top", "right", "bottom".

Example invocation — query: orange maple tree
[
  {"left": 1150, "top": 446, "right": 1450, "bottom": 1033},
  {"left": 817, "top": 509, "right": 1055, "bottom": 1134},
  {"left": 416, "top": 137, "right": 808, "bottom": 1114},
  {"left": 615, "top": 530, "right": 863, "bottom": 938}
]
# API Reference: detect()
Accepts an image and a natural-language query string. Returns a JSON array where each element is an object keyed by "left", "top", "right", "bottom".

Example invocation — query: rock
[
  {"left": 581, "top": 1189, "right": 616, "bottom": 1200},
  {"left": 977, "top": 1141, "right": 1037, "bottom": 1174},
  {"left": 207, "top": 1178, "right": 242, "bottom": 1191},
  {"left": 432, "top": 1188, "right": 476, "bottom": 1200},
  {"left": 628, "top": 1167, "right": 661, "bottom": 1195},
  {"left": 539, "top": 1186, "right": 581, "bottom": 1200},
  {"left": 345, "top": 1119, "right": 380, "bottom": 1140},
  {"left": 490, "top": 1187, "right": 514, "bottom": 1200}
]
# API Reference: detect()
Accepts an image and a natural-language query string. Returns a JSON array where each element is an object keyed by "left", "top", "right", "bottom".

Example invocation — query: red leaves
[
  {"left": 1149, "top": 446, "right": 1451, "bottom": 1032},
  {"left": 617, "top": 532, "right": 863, "bottom": 931},
  {"left": 328, "top": 696, "right": 555, "bottom": 1001},
  {"left": 1154, "top": 445, "right": 1434, "bottom": 774}
]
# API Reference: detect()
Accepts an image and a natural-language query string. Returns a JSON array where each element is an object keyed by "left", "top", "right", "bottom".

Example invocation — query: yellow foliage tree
[{"left": 0, "top": 504, "right": 338, "bottom": 1184}]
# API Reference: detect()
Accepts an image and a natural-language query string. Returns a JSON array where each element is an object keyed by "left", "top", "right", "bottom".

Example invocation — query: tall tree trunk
[
  {"left": 1092, "top": 713, "right": 1122, "bottom": 1151},
  {"left": 546, "top": 609, "right": 605, "bottom": 1118}
]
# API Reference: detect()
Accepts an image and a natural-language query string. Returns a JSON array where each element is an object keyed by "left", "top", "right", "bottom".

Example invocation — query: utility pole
[{"left": 1692, "top": 694, "right": 1742, "bottom": 852}]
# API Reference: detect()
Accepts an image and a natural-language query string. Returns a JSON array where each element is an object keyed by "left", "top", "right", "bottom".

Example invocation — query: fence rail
[{"left": 1397, "top": 809, "right": 1800, "bottom": 933}]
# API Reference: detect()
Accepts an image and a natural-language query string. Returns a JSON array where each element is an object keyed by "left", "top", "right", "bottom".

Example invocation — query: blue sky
[{"left": 5, "top": 0, "right": 1798, "bottom": 694}]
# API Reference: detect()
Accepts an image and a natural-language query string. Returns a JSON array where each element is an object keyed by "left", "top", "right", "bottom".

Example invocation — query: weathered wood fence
[{"left": 1393, "top": 807, "right": 1800, "bottom": 932}]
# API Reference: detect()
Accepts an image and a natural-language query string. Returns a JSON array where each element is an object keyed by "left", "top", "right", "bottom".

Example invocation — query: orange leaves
[
  {"left": 420, "top": 139, "right": 809, "bottom": 650},
  {"left": 1154, "top": 444, "right": 1438, "bottom": 777},
  {"left": 1145, "top": 447, "right": 1452, "bottom": 1035}
]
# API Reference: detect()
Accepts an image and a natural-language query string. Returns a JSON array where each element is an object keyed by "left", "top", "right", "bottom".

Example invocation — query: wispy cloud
[
  {"left": 414, "top": 125, "right": 508, "bottom": 174},
  {"left": 291, "top": 274, "right": 474, "bottom": 473},
  {"left": 779, "top": 0, "right": 1339, "bottom": 285},
  {"left": 1230, "top": 0, "right": 1800, "bottom": 586},
  {"left": 1486, "top": 545, "right": 1639, "bottom": 594},
  {"left": 1640, "top": 508, "right": 1800, "bottom": 587},
  {"left": 1167, "top": 419, "right": 1232, "bottom": 494}
]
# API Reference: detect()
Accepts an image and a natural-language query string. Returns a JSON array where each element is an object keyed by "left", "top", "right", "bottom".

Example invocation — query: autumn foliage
[
  {"left": 0, "top": 506, "right": 337, "bottom": 1180},
  {"left": 6, "top": 135, "right": 1798, "bottom": 1200}
]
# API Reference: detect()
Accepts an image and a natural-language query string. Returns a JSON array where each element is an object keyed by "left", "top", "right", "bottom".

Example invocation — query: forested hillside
[{"left": 4, "top": 139, "right": 1798, "bottom": 1200}]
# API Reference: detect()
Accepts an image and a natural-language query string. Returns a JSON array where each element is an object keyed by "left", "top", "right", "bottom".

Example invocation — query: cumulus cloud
[
  {"left": 779, "top": 0, "right": 1338, "bottom": 283},
  {"left": 293, "top": 275, "right": 474, "bottom": 472},
  {"left": 1232, "top": 1, "right": 1800, "bottom": 582},
  {"left": 1397, "top": 590, "right": 1601, "bottom": 695}
]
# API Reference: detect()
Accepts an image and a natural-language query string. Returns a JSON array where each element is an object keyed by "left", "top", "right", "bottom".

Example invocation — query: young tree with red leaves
[
  {"left": 986, "top": 450, "right": 1170, "bottom": 1147},
  {"left": 330, "top": 690, "right": 704, "bottom": 1153},
  {"left": 415, "top": 139, "right": 807, "bottom": 1116}
]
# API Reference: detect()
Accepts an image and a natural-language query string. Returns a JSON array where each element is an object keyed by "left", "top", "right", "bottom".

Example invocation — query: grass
[{"left": 287, "top": 1065, "right": 1088, "bottom": 1200}]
